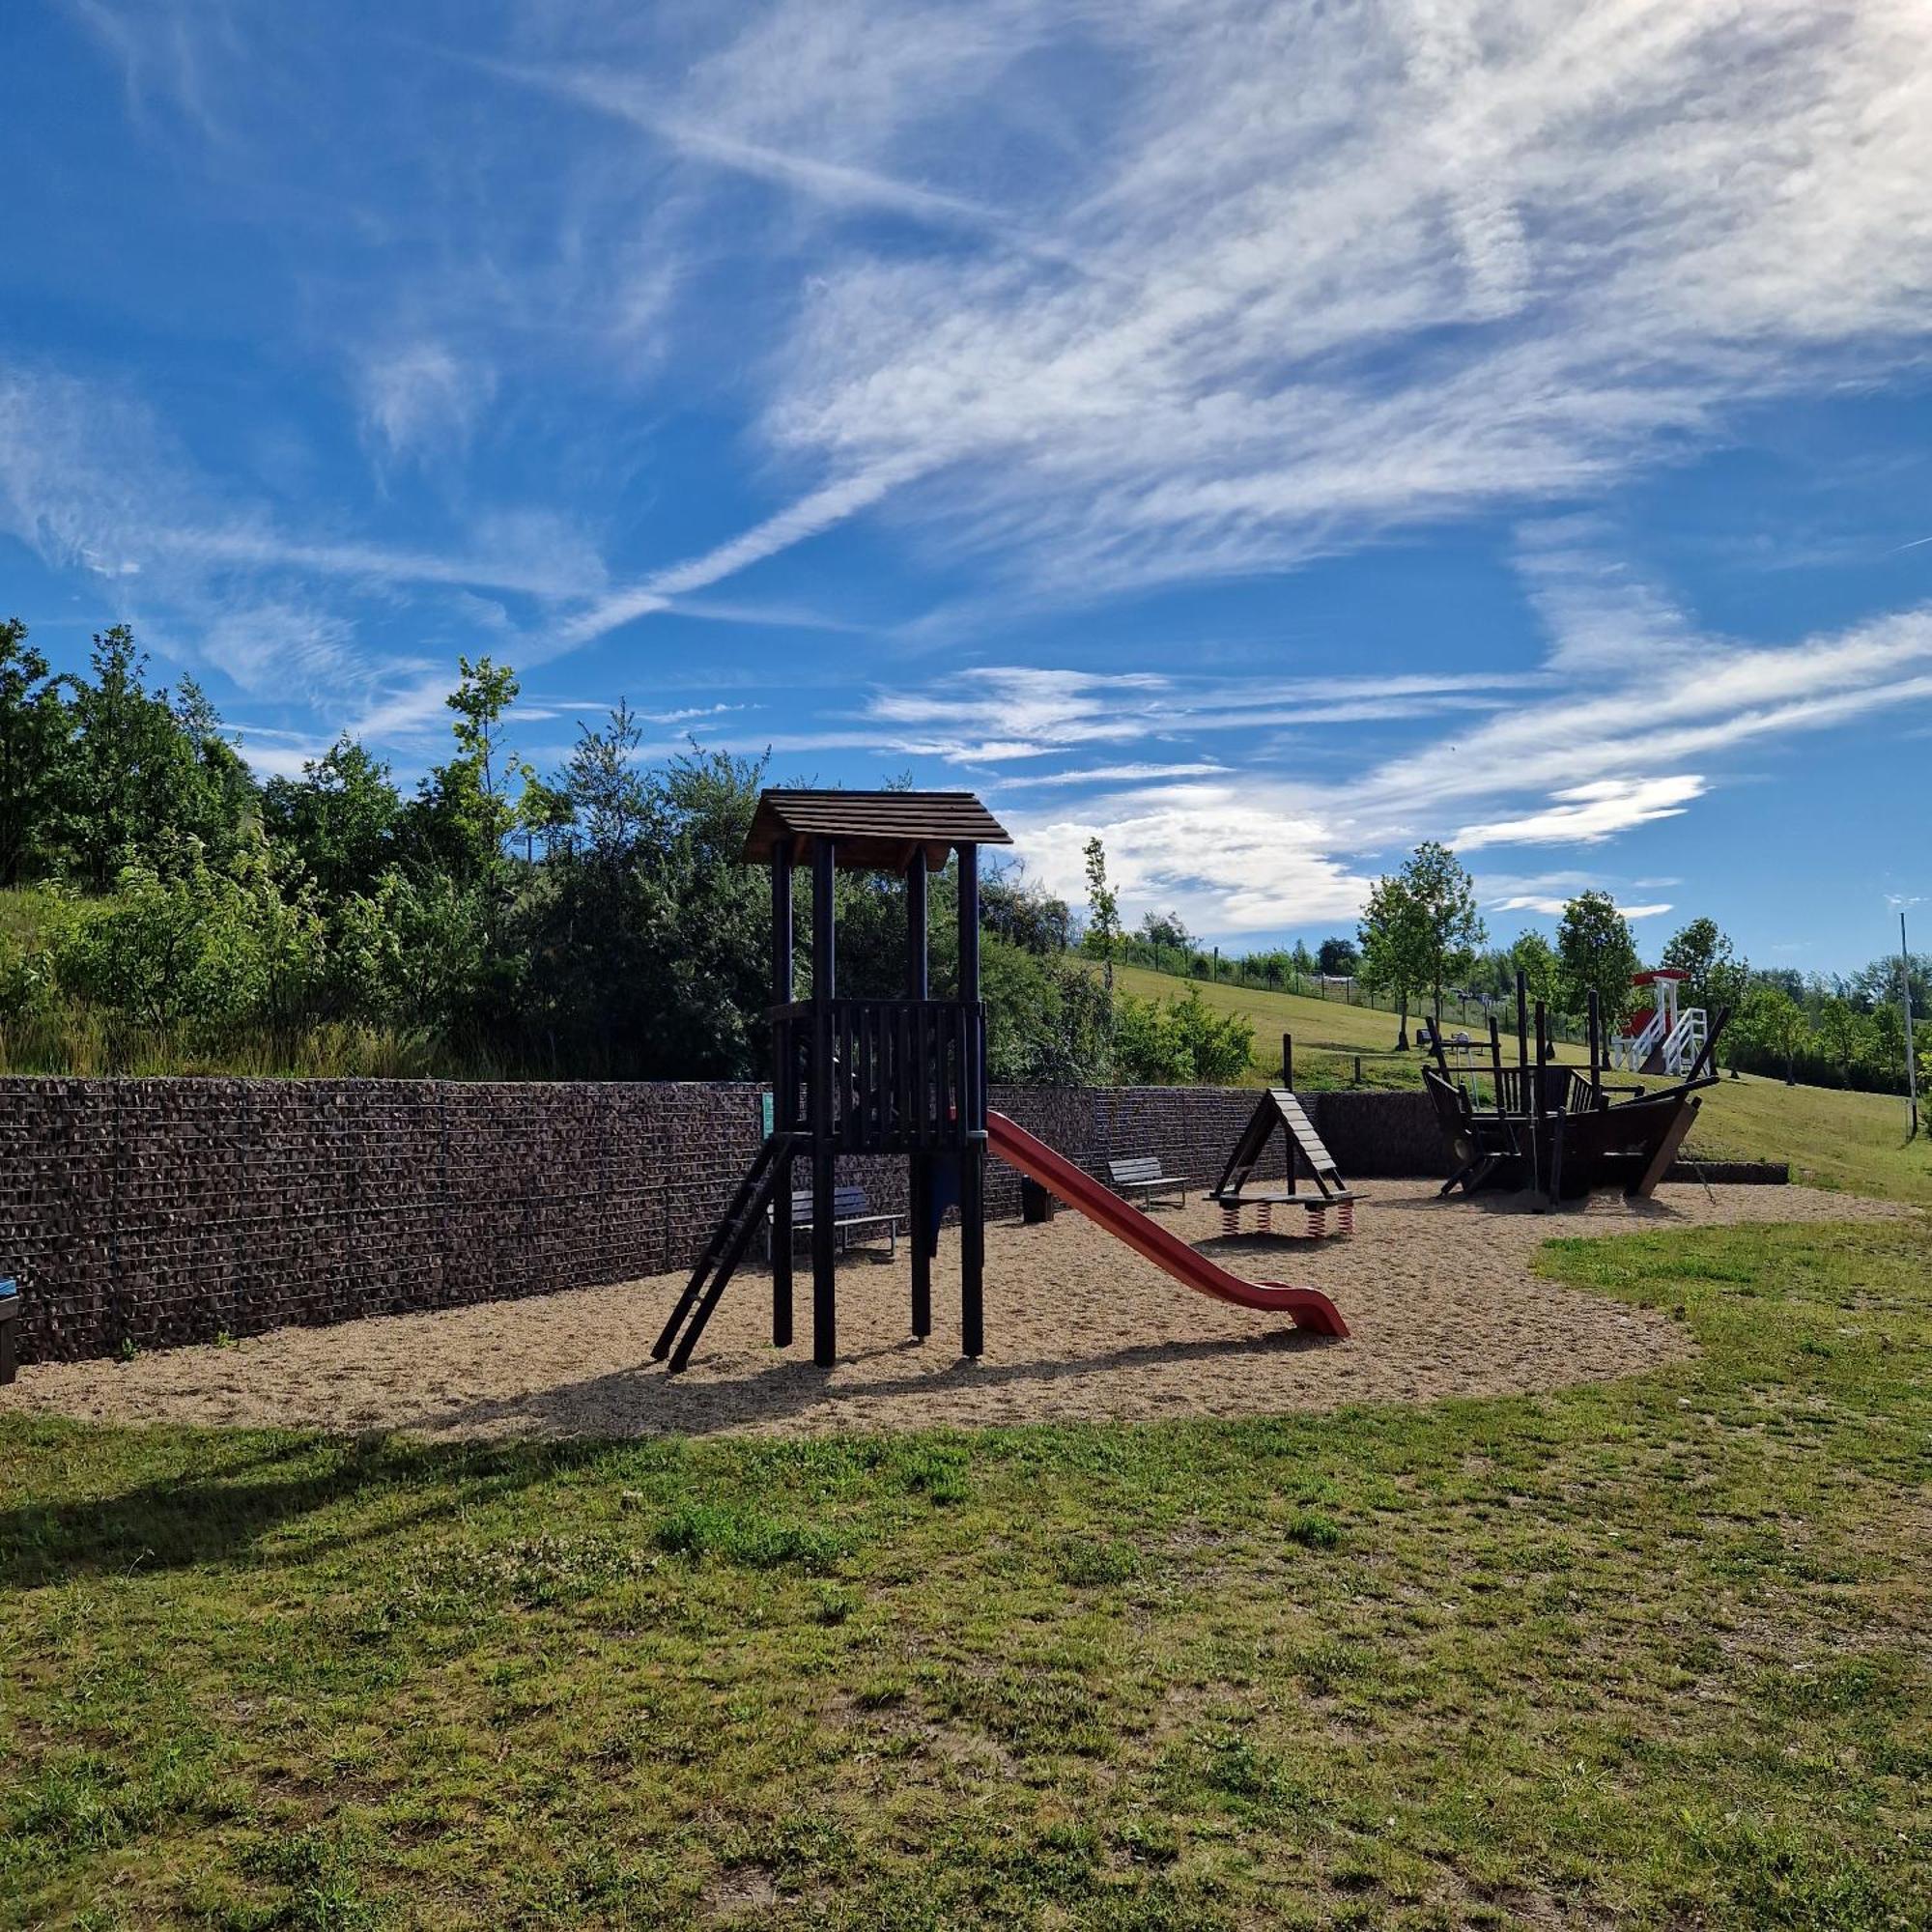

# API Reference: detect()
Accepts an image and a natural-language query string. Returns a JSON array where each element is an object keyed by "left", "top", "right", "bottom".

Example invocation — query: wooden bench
[
  {"left": 768, "top": 1186, "right": 903, "bottom": 1261},
  {"left": 1106, "top": 1155, "right": 1187, "bottom": 1210}
]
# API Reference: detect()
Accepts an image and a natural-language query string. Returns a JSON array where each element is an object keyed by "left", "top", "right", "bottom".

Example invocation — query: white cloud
[
  {"left": 355, "top": 342, "right": 497, "bottom": 465},
  {"left": 1453, "top": 774, "right": 1707, "bottom": 850},
  {"left": 1492, "top": 893, "right": 1673, "bottom": 920}
]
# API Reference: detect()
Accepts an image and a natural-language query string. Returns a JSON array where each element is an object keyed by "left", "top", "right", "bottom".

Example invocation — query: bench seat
[
  {"left": 1106, "top": 1155, "right": 1187, "bottom": 1209},
  {"left": 768, "top": 1185, "right": 903, "bottom": 1261}
]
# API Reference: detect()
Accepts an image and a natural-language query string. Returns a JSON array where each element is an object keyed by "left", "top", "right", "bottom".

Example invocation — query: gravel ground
[{"left": 3, "top": 1179, "right": 1912, "bottom": 1441}]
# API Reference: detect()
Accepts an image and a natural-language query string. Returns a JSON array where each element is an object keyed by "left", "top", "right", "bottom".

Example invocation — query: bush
[{"left": 1113, "top": 987, "right": 1254, "bottom": 1084}]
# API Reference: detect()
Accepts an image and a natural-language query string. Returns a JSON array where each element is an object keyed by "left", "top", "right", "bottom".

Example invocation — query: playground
[
  {"left": 2, "top": 787, "right": 1927, "bottom": 1930},
  {"left": 2, "top": 1177, "right": 1898, "bottom": 1441}
]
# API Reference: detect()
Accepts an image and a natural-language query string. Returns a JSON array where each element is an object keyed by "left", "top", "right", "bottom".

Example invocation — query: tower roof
[{"left": 742, "top": 788, "right": 1012, "bottom": 869}]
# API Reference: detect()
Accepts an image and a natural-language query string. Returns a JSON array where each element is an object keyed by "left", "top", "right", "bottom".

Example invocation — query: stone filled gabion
[{"left": 0, "top": 1077, "right": 1768, "bottom": 1365}]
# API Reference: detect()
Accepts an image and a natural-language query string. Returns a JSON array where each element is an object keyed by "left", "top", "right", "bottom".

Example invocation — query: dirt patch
[{"left": 2, "top": 1180, "right": 1911, "bottom": 1441}]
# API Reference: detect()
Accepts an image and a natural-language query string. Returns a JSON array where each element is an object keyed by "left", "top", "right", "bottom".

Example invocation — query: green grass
[
  {"left": 1115, "top": 961, "right": 1932, "bottom": 1207},
  {"left": 1113, "top": 961, "right": 1595, "bottom": 1093},
  {"left": 4, "top": 1215, "right": 1927, "bottom": 1928}
]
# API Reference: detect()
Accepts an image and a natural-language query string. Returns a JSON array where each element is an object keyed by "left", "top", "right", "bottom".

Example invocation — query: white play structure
[{"left": 1609, "top": 968, "right": 1709, "bottom": 1077}]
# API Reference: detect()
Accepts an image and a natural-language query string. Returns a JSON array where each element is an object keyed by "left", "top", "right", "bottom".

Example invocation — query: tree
[
  {"left": 404, "top": 656, "right": 538, "bottom": 885},
  {"left": 0, "top": 618, "right": 70, "bottom": 886},
  {"left": 1556, "top": 891, "right": 1639, "bottom": 1025},
  {"left": 1401, "top": 841, "right": 1485, "bottom": 1023},
  {"left": 1508, "top": 930, "right": 1559, "bottom": 1009},
  {"left": 261, "top": 738, "right": 403, "bottom": 899},
  {"left": 1740, "top": 984, "right": 1808, "bottom": 1086},
  {"left": 1814, "top": 997, "right": 1867, "bottom": 1086},
  {"left": 1081, "top": 837, "right": 1121, "bottom": 990},
  {"left": 1660, "top": 916, "right": 1746, "bottom": 1020},
  {"left": 1357, "top": 872, "right": 1432, "bottom": 1050},
  {"left": 61, "top": 628, "right": 253, "bottom": 890},
  {"left": 1140, "top": 909, "right": 1191, "bottom": 959},
  {"left": 981, "top": 867, "right": 1072, "bottom": 955},
  {"left": 1316, "top": 935, "right": 1357, "bottom": 978}
]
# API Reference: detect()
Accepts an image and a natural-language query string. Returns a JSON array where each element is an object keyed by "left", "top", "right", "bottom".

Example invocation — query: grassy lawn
[
  {"left": 1114, "top": 962, "right": 1932, "bottom": 1208},
  {"left": 4, "top": 1214, "right": 1927, "bottom": 1929},
  {"left": 1113, "top": 961, "right": 1595, "bottom": 1094}
]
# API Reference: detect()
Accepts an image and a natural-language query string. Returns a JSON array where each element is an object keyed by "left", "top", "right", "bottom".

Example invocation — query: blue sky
[{"left": 4, "top": 1, "right": 1930, "bottom": 973}]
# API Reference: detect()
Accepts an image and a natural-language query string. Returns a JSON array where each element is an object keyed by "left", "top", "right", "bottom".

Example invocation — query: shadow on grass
[{"left": 0, "top": 1427, "right": 621, "bottom": 1587}]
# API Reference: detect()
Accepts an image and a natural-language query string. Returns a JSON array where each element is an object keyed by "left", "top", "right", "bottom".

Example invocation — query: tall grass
[{"left": 0, "top": 1012, "right": 487, "bottom": 1081}]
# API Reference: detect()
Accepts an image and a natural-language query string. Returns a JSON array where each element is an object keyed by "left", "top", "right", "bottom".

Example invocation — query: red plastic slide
[{"left": 986, "top": 1112, "right": 1349, "bottom": 1338}]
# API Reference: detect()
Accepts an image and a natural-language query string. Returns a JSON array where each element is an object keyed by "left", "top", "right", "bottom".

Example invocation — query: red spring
[
  {"left": 1221, "top": 1204, "right": 1239, "bottom": 1237},
  {"left": 1258, "top": 1201, "right": 1273, "bottom": 1234},
  {"left": 1307, "top": 1206, "right": 1325, "bottom": 1238},
  {"left": 1338, "top": 1200, "right": 1354, "bottom": 1236}
]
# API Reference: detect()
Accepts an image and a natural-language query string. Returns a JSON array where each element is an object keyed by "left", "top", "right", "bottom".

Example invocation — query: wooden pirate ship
[{"left": 1423, "top": 972, "right": 1726, "bottom": 1208}]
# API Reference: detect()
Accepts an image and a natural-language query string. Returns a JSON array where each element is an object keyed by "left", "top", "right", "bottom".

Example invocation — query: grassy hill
[
  {"left": 1113, "top": 960, "right": 1594, "bottom": 1090},
  {"left": 1115, "top": 960, "right": 1932, "bottom": 1207}
]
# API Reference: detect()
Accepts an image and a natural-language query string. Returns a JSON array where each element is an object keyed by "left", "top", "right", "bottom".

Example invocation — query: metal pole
[{"left": 1902, "top": 911, "right": 1919, "bottom": 1141}]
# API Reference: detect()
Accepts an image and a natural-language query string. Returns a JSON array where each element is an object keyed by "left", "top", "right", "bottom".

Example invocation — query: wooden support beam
[
  {"left": 811, "top": 836, "right": 838, "bottom": 1368},
  {"left": 906, "top": 850, "right": 931, "bottom": 1341},
  {"left": 957, "top": 842, "right": 983, "bottom": 1358},
  {"left": 771, "top": 841, "right": 794, "bottom": 1349}
]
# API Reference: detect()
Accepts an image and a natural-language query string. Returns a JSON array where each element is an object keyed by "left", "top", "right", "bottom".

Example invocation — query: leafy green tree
[
  {"left": 261, "top": 738, "right": 403, "bottom": 899},
  {"left": 1139, "top": 908, "right": 1191, "bottom": 959},
  {"left": 1814, "top": 997, "right": 1868, "bottom": 1085},
  {"left": 54, "top": 852, "right": 325, "bottom": 1038},
  {"left": 1357, "top": 870, "right": 1432, "bottom": 1050},
  {"left": 1556, "top": 891, "right": 1639, "bottom": 1025},
  {"left": 61, "top": 628, "right": 254, "bottom": 889},
  {"left": 404, "top": 656, "right": 537, "bottom": 886},
  {"left": 1660, "top": 916, "right": 1746, "bottom": 1020},
  {"left": 981, "top": 867, "right": 1072, "bottom": 957},
  {"left": 1401, "top": 840, "right": 1485, "bottom": 1024},
  {"left": 0, "top": 618, "right": 71, "bottom": 886},
  {"left": 1316, "top": 935, "right": 1357, "bottom": 977},
  {"left": 1508, "top": 929, "right": 1560, "bottom": 1009},
  {"left": 1081, "top": 837, "right": 1121, "bottom": 988},
  {"left": 337, "top": 869, "right": 494, "bottom": 1040},
  {"left": 981, "top": 936, "right": 1111, "bottom": 1083},
  {"left": 1740, "top": 983, "right": 1808, "bottom": 1085}
]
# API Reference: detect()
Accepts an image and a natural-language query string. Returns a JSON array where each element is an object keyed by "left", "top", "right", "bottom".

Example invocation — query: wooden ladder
[{"left": 652, "top": 1134, "right": 789, "bottom": 1374}]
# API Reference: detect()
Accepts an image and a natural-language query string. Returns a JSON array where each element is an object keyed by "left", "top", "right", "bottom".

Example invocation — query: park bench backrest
[
  {"left": 1108, "top": 1156, "right": 1168, "bottom": 1185},
  {"left": 787, "top": 1186, "right": 875, "bottom": 1223}
]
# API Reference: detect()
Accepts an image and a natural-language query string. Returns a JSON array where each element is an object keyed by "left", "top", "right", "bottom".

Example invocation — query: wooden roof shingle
[{"left": 742, "top": 789, "right": 1012, "bottom": 868}]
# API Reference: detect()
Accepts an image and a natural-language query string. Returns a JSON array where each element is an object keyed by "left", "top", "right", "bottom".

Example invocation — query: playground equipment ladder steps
[
  {"left": 1270, "top": 1090, "right": 1343, "bottom": 1181},
  {"left": 652, "top": 1133, "right": 789, "bottom": 1374},
  {"left": 1661, "top": 1009, "right": 1707, "bottom": 1075}
]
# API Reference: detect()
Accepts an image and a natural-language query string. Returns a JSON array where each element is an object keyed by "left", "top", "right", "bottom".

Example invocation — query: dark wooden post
[
  {"left": 1488, "top": 1014, "right": 1505, "bottom": 1115},
  {"left": 1281, "top": 1033, "right": 1293, "bottom": 1090},
  {"left": 906, "top": 848, "right": 931, "bottom": 1340},
  {"left": 811, "top": 836, "right": 838, "bottom": 1367},
  {"left": 1586, "top": 988, "right": 1603, "bottom": 1109},
  {"left": 957, "top": 840, "right": 984, "bottom": 1358},
  {"left": 770, "top": 841, "right": 794, "bottom": 1347},
  {"left": 1516, "top": 970, "right": 1536, "bottom": 1191}
]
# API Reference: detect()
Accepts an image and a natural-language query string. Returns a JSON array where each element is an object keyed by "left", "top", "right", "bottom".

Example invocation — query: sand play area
[{"left": 3, "top": 1179, "right": 1912, "bottom": 1441}]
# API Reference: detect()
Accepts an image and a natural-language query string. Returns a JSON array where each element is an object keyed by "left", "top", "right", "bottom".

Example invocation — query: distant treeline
[
  {"left": 1, "top": 618, "right": 1918, "bottom": 1096},
  {"left": 0, "top": 621, "right": 1252, "bottom": 1086}
]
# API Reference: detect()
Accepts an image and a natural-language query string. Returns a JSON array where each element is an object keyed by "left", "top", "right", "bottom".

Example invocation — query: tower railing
[{"left": 773, "top": 997, "right": 984, "bottom": 1154}]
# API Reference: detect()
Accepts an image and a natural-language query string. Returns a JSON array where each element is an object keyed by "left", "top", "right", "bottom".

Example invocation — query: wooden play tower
[{"left": 652, "top": 789, "right": 1011, "bottom": 1373}]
